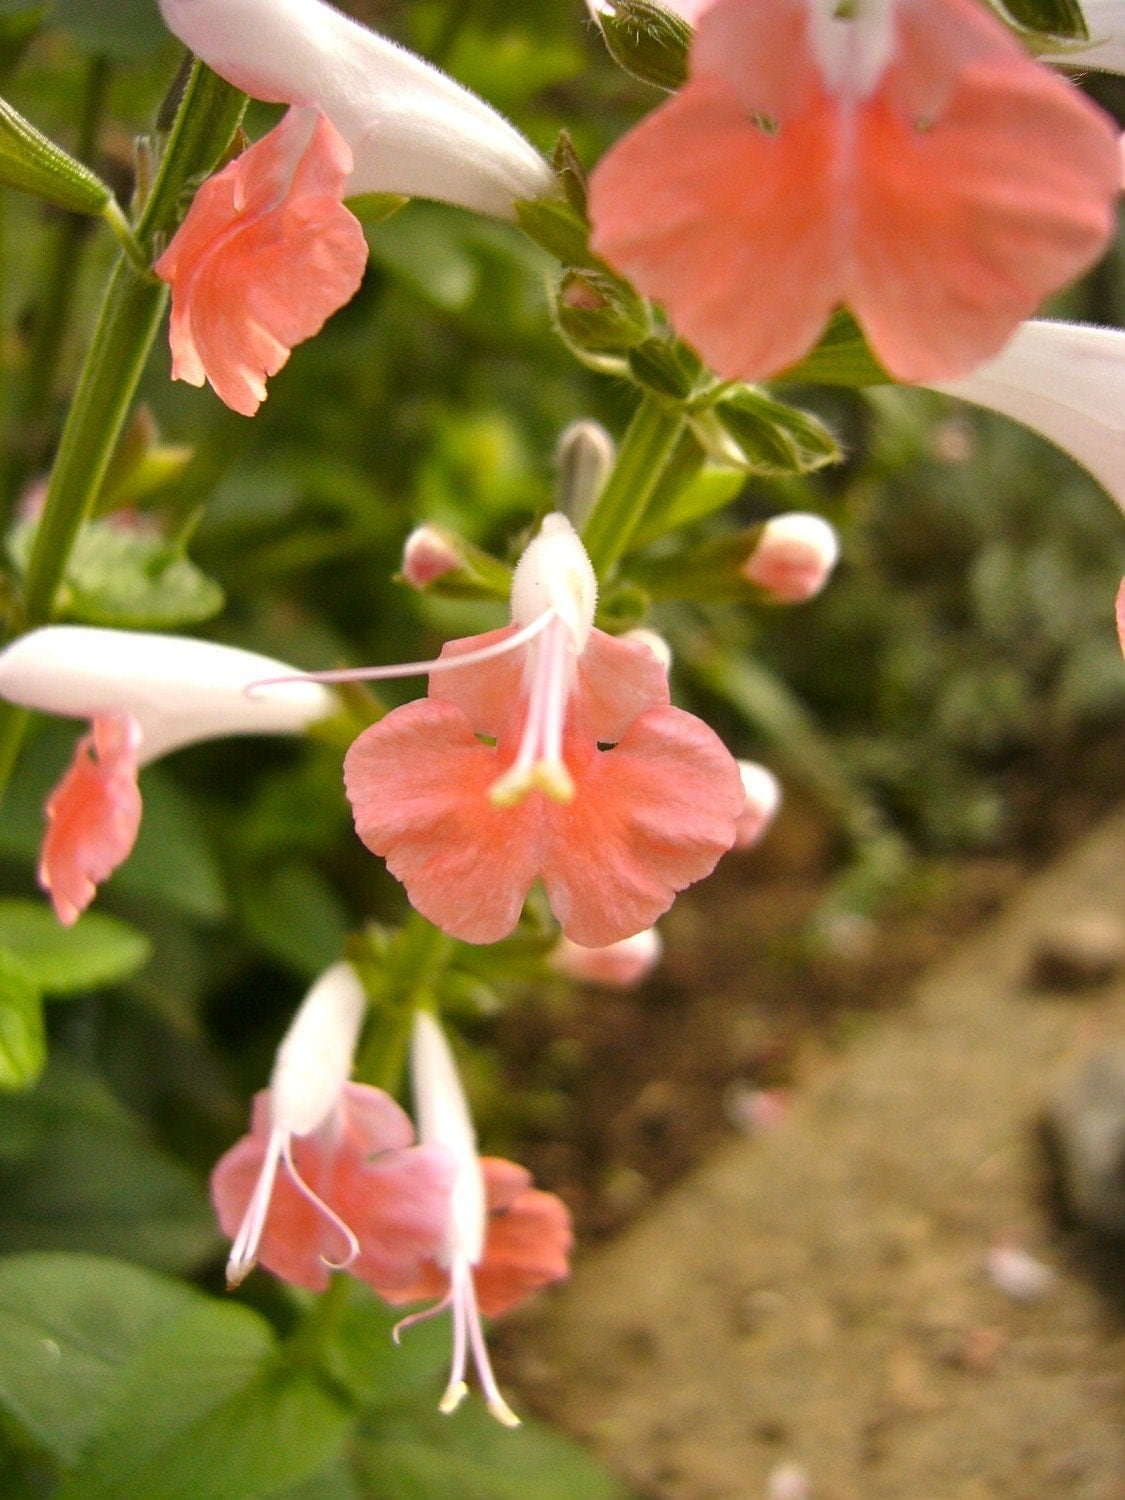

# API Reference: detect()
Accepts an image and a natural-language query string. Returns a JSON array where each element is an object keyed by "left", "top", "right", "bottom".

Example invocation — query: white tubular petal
[
  {"left": 411, "top": 1011, "right": 486, "bottom": 1267},
  {"left": 1040, "top": 2, "right": 1125, "bottom": 75},
  {"left": 159, "top": 0, "right": 555, "bottom": 216},
  {"left": 0, "top": 627, "right": 337, "bottom": 762},
  {"left": 270, "top": 962, "right": 367, "bottom": 1136},
  {"left": 509, "top": 513, "right": 598, "bottom": 647},
  {"left": 929, "top": 321, "right": 1125, "bottom": 517}
]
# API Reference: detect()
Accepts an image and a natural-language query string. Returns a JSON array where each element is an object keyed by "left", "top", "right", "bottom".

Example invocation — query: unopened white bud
[
  {"left": 401, "top": 525, "right": 463, "bottom": 589},
  {"left": 549, "top": 927, "right": 663, "bottom": 987},
  {"left": 742, "top": 513, "right": 839, "bottom": 603},
  {"left": 621, "top": 627, "right": 673, "bottom": 674},
  {"left": 734, "top": 761, "right": 781, "bottom": 849}
]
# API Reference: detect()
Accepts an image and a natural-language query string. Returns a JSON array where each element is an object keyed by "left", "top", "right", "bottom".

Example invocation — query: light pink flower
[
  {"left": 385, "top": 1012, "right": 572, "bottom": 1426},
  {"left": 588, "top": 0, "right": 1121, "bottom": 384},
  {"left": 341, "top": 514, "right": 745, "bottom": 945},
  {"left": 742, "top": 512, "right": 839, "bottom": 603},
  {"left": 0, "top": 627, "right": 336, "bottom": 924},
  {"left": 1116, "top": 578, "right": 1125, "bottom": 658},
  {"left": 211, "top": 963, "right": 455, "bottom": 1293},
  {"left": 549, "top": 926, "right": 663, "bottom": 987},
  {"left": 154, "top": 107, "right": 368, "bottom": 416}
]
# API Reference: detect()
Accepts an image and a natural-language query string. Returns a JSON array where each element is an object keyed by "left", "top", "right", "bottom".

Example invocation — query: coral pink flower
[
  {"left": 588, "top": 0, "right": 1122, "bottom": 384},
  {"left": 0, "top": 627, "right": 337, "bottom": 925},
  {"left": 384, "top": 1012, "right": 572, "bottom": 1425},
  {"left": 388, "top": 1155, "right": 574, "bottom": 1318},
  {"left": 212, "top": 963, "right": 455, "bottom": 1293},
  {"left": 155, "top": 107, "right": 368, "bottom": 417},
  {"left": 40, "top": 712, "right": 143, "bottom": 928},
  {"left": 341, "top": 514, "right": 745, "bottom": 945}
]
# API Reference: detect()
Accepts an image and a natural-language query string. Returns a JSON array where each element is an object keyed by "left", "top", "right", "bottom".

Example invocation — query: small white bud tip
[
  {"left": 550, "top": 927, "right": 663, "bottom": 987},
  {"left": 401, "top": 525, "right": 463, "bottom": 589},
  {"left": 742, "top": 513, "right": 840, "bottom": 603},
  {"left": 621, "top": 627, "right": 673, "bottom": 674},
  {"left": 734, "top": 761, "right": 781, "bottom": 850}
]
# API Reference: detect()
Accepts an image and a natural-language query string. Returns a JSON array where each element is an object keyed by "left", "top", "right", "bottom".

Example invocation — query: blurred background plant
[{"left": 0, "top": 1, "right": 1122, "bottom": 1496}]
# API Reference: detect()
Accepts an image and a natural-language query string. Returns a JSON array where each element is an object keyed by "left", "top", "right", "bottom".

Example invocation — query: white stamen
[
  {"left": 227, "top": 1126, "right": 285, "bottom": 1288},
  {"left": 280, "top": 1135, "right": 360, "bottom": 1273},
  {"left": 247, "top": 610, "right": 555, "bottom": 693},
  {"left": 489, "top": 613, "right": 576, "bottom": 806}
]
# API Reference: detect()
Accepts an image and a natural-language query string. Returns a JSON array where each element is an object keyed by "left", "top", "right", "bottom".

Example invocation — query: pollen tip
[
  {"left": 487, "top": 1393, "right": 522, "bottom": 1428},
  {"left": 532, "top": 761, "right": 576, "bottom": 803},
  {"left": 438, "top": 1379, "right": 470, "bottom": 1415},
  {"left": 225, "top": 1257, "right": 253, "bottom": 1291}
]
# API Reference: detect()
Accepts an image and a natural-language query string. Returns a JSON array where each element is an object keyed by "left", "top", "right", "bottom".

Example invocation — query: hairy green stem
[{"left": 580, "top": 393, "right": 686, "bottom": 579}]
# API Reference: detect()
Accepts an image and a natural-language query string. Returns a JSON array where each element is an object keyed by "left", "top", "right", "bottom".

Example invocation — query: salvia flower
[
  {"left": 588, "top": 0, "right": 1121, "bottom": 385},
  {"left": 340, "top": 513, "right": 745, "bottom": 945},
  {"left": 385, "top": 1010, "right": 572, "bottom": 1426},
  {"left": 156, "top": 0, "right": 555, "bottom": 414},
  {"left": 212, "top": 962, "right": 455, "bottom": 1292},
  {"left": 0, "top": 627, "right": 336, "bottom": 923}
]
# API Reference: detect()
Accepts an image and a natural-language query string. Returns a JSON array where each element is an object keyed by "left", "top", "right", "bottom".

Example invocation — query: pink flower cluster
[{"left": 213, "top": 965, "right": 573, "bottom": 1426}]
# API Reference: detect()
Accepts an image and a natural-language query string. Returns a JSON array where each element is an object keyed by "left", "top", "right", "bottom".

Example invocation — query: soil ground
[{"left": 501, "top": 803, "right": 1125, "bottom": 1499}]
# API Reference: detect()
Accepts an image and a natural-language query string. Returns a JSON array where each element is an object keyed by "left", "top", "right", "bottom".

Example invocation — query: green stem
[
  {"left": 0, "top": 62, "right": 246, "bottom": 804},
  {"left": 2, "top": 55, "right": 112, "bottom": 512},
  {"left": 579, "top": 393, "right": 686, "bottom": 579},
  {"left": 354, "top": 914, "right": 453, "bottom": 1093}
]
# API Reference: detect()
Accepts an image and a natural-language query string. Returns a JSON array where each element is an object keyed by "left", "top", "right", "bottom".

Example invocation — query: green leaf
[
  {"left": 0, "top": 92, "right": 111, "bottom": 214},
  {"left": 0, "top": 1061, "right": 218, "bottom": 1270},
  {"left": 8, "top": 518, "right": 225, "bottom": 630},
  {"left": 112, "top": 768, "right": 227, "bottom": 922},
  {"left": 704, "top": 388, "right": 840, "bottom": 476},
  {"left": 361, "top": 1403, "right": 627, "bottom": 1500},
  {"left": 777, "top": 308, "right": 890, "bottom": 386},
  {"left": 995, "top": 0, "right": 1087, "bottom": 38},
  {"left": 0, "top": 1253, "right": 200, "bottom": 1465},
  {"left": 344, "top": 191, "right": 408, "bottom": 225},
  {"left": 631, "top": 463, "right": 746, "bottom": 547},
  {"left": 57, "top": 1302, "right": 351, "bottom": 1500},
  {"left": 0, "top": 954, "right": 43, "bottom": 1091},
  {"left": 0, "top": 902, "right": 151, "bottom": 995},
  {"left": 240, "top": 863, "right": 349, "bottom": 980}
]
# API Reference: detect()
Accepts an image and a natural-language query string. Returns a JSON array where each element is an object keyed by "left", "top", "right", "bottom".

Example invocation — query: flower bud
[
  {"left": 741, "top": 513, "right": 839, "bottom": 603},
  {"left": 734, "top": 760, "right": 781, "bottom": 849},
  {"left": 401, "top": 525, "right": 465, "bottom": 590},
  {"left": 549, "top": 927, "right": 663, "bottom": 987}
]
